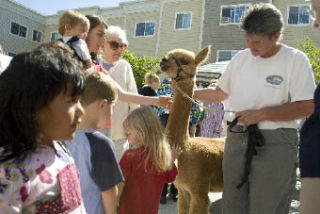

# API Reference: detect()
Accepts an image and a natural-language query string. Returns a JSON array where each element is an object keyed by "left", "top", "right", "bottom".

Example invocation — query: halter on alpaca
[{"left": 171, "top": 57, "right": 195, "bottom": 82}]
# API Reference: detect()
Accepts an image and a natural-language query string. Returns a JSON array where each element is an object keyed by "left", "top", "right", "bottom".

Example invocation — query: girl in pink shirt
[{"left": 0, "top": 42, "right": 86, "bottom": 213}]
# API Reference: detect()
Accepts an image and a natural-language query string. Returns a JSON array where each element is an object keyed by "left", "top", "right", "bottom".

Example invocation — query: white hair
[{"left": 105, "top": 25, "right": 128, "bottom": 46}]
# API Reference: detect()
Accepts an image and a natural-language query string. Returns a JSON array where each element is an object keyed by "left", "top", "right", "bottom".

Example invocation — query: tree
[
  {"left": 297, "top": 37, "right": 320, "bottom": 84},
  {"left": 122, "top": 50, "right": 161, "bottom": 89}
]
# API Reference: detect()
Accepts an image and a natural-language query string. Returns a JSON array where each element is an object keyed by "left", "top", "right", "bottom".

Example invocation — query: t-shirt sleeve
[
  {"left": 217, "top": 56, "right": 239, "bottom": 96},
  {"left": 165, "top": 163, "right": 178, "bottom": 183},
  {"left": 86, "top": 132, "right": 124, "bottom": 191},
  {"left": 289, "top": 51, "right": 316, "bottom": 102},
  {"left": 119, "top": 150, "right": 132, "bottom": 181}
]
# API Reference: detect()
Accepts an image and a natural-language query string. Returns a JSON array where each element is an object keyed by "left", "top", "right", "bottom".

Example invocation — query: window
[
  {"left": 10, "top": 22, "right": 27, "bottom": 38},
  {"left": 220, "top": 5, "right": 249, "bottom": 24},
  {"left": 217, "top": 50, "right": 239, "bottom": 62},
  {"left": 135, "top": 22, "right": 155, "bottom": 37},
  {"left": 288, "top": 5, "right": 310, "bottom": 25},
  {"left": 32, "top": 30, "right": 42, "bottom": 42},
  {"left": 50, "top": 32, "right": 61, "bottom": 41},
  {"left": 175, "top": 12, "right": 191, "bottom": 29}
]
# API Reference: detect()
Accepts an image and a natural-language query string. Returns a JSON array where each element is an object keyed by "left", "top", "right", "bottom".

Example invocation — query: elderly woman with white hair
[{"left": 100, "top": 26, "right": 138, "bottom": 161}]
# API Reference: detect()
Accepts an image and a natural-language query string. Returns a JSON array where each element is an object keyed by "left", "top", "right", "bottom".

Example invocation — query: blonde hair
[
  {"left": 144, "top": 73, "right": 160, "bottom": 86},
  {"left": 105, "top": 25, "right": 128, "bottom": 46},
  {"left": 81, "top": 71, "right": 117, "bottom": 106},
  {"left": 58, "top": 10, "right": 90, "bottom": 35},
  {"left": 123, "top": 106, "right": 172, "bottom": 172}
]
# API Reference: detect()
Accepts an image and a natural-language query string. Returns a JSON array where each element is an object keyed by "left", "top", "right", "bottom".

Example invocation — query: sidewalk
[{"left": 159, "top": 169, "right": 301, "bottom": 214}]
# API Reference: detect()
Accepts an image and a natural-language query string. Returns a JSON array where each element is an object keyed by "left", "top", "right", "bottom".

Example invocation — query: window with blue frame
[
  {"left": 175, "top": 12, "right": 191, "bottom": 29},
  {"left": 220, "top": 5, "right": 249, "bottom": 24},
  {"left": 135, "top": 22, "right": 155, "bottom": 37},
  {"left": 288, "top": 5, "right": 310, "bottom": 25}
]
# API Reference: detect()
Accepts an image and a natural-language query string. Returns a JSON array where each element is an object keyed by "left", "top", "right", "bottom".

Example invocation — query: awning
[{"left": 196, "top": 61, "right": 229, "bottom": 88}]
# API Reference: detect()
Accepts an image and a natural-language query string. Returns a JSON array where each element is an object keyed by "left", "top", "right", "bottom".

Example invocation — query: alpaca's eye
[{"left": 180, "top": 59, "right": 189, "bottom": 65}]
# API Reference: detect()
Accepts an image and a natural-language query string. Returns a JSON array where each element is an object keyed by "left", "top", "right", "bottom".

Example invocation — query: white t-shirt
[
  {"left": 218, "top": 44, "right": 315, "bottom": 129},
  {"left": 0, "top": 54, "right": 12, "bottom": 73}
]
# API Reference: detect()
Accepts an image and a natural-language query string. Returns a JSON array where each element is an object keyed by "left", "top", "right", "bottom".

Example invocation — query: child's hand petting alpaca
[{"left": 171, "top": 145, "right": 181, "bottom": 162}]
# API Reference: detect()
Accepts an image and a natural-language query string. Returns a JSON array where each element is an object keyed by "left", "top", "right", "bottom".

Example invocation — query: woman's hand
[{"left": 158, "top": 96, "right": 173, "bottom": 109}]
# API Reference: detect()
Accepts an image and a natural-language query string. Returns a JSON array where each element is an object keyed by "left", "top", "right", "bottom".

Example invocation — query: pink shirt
[{"left": 0, "top": 142, "right": 86, "bottom": 213}]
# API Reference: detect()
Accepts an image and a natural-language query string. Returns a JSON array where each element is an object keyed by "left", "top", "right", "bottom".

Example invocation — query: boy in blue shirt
[{"left": 66, "top": 71, "right": 124, "bottom": 214}]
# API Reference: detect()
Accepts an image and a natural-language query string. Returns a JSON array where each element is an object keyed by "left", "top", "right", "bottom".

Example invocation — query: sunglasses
[{"left": 108, "top": 41, "right": 127, "bottom": 50}]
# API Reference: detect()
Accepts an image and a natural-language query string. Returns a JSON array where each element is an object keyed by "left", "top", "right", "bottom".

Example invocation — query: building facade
[
  {"left": 0, "top": 0, "right": 46, "bottom": 55},
  {"left": 202, "top": 0, "right": 320, "bottom": 62},
  {"left": 0, "top": 0, "right": 318, "bottom": 63}
]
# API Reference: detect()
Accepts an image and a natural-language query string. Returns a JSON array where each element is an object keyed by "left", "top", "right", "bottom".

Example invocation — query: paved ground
[{"left": 159, "top": 169, "right": 301, "bottom": 214}]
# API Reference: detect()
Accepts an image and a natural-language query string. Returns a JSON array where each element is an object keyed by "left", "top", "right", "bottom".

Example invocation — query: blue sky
[{"left": 14, "top": 0, "right": 136, "bottom": 15}]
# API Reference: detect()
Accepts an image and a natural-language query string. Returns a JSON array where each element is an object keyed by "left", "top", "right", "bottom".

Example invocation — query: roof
[{"left": 196, "top": 61, "right": 229, "bottom": 88}]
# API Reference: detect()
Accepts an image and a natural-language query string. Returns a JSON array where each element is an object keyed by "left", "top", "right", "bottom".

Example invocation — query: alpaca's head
[{"left": 160, "top": 46, "right": 211, "bottom": 81}]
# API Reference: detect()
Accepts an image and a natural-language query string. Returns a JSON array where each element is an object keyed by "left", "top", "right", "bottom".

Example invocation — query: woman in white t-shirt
[{"left": 192, "top": 3, "right": 315, "bottom": 214}]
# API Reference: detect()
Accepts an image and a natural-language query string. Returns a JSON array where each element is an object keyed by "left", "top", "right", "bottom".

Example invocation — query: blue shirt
[{"left": 66, "top": 130, "right": 124, "bottom": 214}]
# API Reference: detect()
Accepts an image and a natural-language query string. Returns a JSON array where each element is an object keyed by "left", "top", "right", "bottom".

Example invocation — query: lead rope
[{"left": 176, "top": 85, "right": 235, "bottom": 114}]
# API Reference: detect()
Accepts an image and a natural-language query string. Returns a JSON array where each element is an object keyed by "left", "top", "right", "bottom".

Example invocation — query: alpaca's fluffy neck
[{"left": 166, "top": 78, "right": 194, "bottom": 149}]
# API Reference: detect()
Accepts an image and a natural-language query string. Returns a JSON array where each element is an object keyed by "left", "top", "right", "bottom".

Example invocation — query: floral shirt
[
  {"left": 157, "top": 77, "right": 201, "bottom": 125},
  {"left": 200, "top": 102, "right": 224, "bottom": 138},
  {"left": 0, "top": 142, "right": 86, "bottom": 214}
]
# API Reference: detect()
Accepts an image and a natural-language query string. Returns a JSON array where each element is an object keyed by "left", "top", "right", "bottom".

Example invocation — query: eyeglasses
[{"left": 108, "top": 41, "right": 127, "bottom": 50}]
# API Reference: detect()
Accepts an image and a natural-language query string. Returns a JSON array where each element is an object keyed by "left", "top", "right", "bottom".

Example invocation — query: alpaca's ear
[{"left": 195, "top": 45, "right": 211, "bottom": 66}]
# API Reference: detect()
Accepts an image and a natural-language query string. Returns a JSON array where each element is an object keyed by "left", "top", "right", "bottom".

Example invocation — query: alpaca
[{"left": 160, "top": 46, "right": 225, "bottom": 214}]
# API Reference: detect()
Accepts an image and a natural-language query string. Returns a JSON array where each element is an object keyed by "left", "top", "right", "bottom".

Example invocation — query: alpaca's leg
[
  {"left": 189, "top": 191, "right": 210, "bottom": 214},
  {"left": 177, "top": 187, "right": 191, "bottom": 214}
]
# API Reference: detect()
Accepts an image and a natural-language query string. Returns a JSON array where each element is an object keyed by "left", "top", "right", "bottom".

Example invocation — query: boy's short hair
[
  {"left": 145, "top": 73, "right": 160, "bottom": 85},
  {"left": 81, "top": 71, "right": 117, "bottom": 106},
  {"left": 58, "top": 10, "right": 90, "bottom": 35}
]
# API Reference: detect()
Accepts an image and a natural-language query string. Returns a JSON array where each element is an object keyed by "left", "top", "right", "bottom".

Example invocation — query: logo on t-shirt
[{"left": 266, "top": 75, "right": 284, "bottom": 85}]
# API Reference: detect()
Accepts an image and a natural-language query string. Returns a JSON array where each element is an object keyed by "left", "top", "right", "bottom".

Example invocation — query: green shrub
[
  {"left": 297, "top": 37, "right": 320, "bottom": 84},
  {"left": 122, "top": 50, "right": 161, "bottom": 89}
]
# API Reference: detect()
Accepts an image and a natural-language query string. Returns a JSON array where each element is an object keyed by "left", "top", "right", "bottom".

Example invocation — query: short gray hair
[
  {"left": 241, "top": 3, "right": 283, "bottom": 38},
  {"left": 105, "top": 25, "right": 128, "bottom": 46}
]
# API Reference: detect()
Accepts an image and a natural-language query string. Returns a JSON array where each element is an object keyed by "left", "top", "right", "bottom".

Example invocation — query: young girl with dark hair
[{"left": 0, "top": 41, "right": 86, "bottom": 213}]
